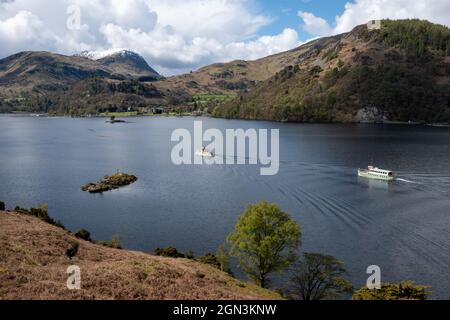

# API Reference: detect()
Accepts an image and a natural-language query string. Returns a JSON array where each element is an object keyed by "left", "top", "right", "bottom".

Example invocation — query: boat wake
[
  {"left": 396, "top": 178, "right": 421, "bottom": 184},
  {"left": 397, "top": 174, "right": 450, "bottom": 197}
]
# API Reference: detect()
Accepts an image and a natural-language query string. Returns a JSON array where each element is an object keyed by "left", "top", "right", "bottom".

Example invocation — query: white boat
[
  {"left": 195, "top": 149, "right": 215, "bottom": 157},
  {"left": 358, "top": 166, "right": 396, "bottom": 181}
]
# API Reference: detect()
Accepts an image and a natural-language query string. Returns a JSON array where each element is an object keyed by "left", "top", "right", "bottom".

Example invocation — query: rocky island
[
  {"left": 107, "top": 116, "right": 128, "bottom": 124},
  {"left": 82, "top": 173, "right": 138, "bottom": 193}
]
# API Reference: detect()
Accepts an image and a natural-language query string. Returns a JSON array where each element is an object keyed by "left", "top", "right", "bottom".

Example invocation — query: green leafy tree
[
  {"left": 288, "top": 253, "right": 353, "bottom": 300},
  {"left": 353, "top": 281, "right": 430, "bottom": 300},
  {"left": 227, "top": 201, "right": 301, "bottom": 288}
]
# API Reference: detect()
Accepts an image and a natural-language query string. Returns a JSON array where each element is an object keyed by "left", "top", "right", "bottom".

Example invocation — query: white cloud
[
  {"left": 226, "top": 28, "right": 300, "bottom": 59},
  {"left": 100, "top": 23, "right": 300, "bottom": 73},
  {"left": 299, "top": 0, "right": 450, "bottom": 38},
  {"left": 333, "top": 0, "right": 450, "bottom": 34},
  {"left": 298, "top": 11, "right": 332, "bottom": 37},
  {"left": 146, "top": 0, "right": 272, "bottom": 42},
  {"left": 0, "top": 10, "right": 59, "bottom": 52},
  {"left": 0, "top": 0, "right": 299, "bottom": 75}
]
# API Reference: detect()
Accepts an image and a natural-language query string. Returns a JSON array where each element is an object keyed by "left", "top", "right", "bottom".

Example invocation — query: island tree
[
  {"left": 227, "top": 201, "right": 301, "bottom": 288},
  {"left": 288, "top": 253, "right": 353, "bottom": 300}
]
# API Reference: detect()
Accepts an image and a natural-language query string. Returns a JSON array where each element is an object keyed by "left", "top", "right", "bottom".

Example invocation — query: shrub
[
  {"left": 53, "top": 220, "right": 66, "bottom": 230},
  {"left": 75, "top": 229, "right": 92, "bottom": 242},
  {"left": 196, "top": 251, "right": 233, "bottom": 275},
  {"left": 96, "top": 235, "right": 122, "bottom": 249},
  {"left": 109, "top": 235, "right": 122, "bottom": 249},
  {"left": 185, "top": 250, "right": 195, "bottom": 260},
  {"left": 309, "top": 66, "right": 323, "bottom": 76},
  {"left": 30, "top": 205, "right": 52, "bottom": 223},
  {"left": 352, "top": 281, "right": 430, "bottom": 300},
  {"left": 154, "top": 246, "right": 185, "bottom": 258},
  {"left": 65, "top": 241, "right": 79, "bottom": 259},
  {"left": 14, "top": 206, "right": 30, "bottom": 214},
  {"left": 14, "top": 204, "right": 65, "bottom": 229},
  {"left": 197, "top": 253, "right": 221, "bottom": 269},
  {"left": 323, "top": 49, "right": 338, "bottom": 62},
  {"left": 217, "top": 244, "right": 232, "bottom": 275}
]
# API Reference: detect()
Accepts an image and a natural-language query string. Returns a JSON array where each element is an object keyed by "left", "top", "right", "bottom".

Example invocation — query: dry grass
[{"left": 0, "top": 211, "right": 281, "bottom": 300}]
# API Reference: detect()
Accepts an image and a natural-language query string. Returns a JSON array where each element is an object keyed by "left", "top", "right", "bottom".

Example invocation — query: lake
[{"left": 1, "top": 115, "right": 450, "bottom": 298}]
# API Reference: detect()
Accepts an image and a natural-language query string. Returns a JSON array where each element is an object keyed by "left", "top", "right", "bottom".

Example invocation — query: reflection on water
[
  {"left": 1, "top": 115, "right": 450, "bottom": 298},
  {"left": 358, "top": 176, "right": 391, "bottom": 191}
]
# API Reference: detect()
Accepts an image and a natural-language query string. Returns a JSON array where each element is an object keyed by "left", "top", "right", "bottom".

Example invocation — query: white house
[{"left": 367, "top": 20, "right": 381, "bottom": 30}]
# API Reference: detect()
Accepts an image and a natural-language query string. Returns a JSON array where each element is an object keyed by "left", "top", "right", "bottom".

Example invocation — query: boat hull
[
  {"left": 358, "top": 169, "right": 396, "bottom": 181},
  {"left": 195, "top": 151, "right": 214, "bottom": 157}
]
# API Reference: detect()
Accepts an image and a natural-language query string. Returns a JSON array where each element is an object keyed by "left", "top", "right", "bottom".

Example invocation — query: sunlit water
[{"left": 1, "top": 115, "right": 450, "bottom": 298}]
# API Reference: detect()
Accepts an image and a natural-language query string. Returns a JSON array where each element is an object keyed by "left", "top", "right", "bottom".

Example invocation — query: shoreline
[{"left": 1, "top": 112, "right": 449, "bottom": 127}]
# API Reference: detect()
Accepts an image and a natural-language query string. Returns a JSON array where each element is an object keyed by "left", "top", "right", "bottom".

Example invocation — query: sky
[{"left": 0, "top": 0, "right": 449, "bottom": 75}]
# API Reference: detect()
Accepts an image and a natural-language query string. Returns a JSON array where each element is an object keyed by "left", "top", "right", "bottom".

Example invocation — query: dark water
[{"left": 1, "top": 115, "right": 450, "bottom": 298}]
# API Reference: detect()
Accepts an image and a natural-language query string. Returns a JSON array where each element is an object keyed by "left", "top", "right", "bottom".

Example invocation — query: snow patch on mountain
[{"left": 76, "top": 49, "right": 139, "bottom": 60}]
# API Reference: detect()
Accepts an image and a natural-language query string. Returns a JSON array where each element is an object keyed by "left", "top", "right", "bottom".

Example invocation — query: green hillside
[{"left": 215, "top": 20, "right": 450, "bottom": 123}]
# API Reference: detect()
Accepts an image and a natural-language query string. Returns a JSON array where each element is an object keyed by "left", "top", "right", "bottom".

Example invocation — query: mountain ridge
[
  {"left": 154, "top": 33, "right": 345, "bottom": 97},
  {"left": 0, "top": 50, "right": 160, "bottom": 93}
]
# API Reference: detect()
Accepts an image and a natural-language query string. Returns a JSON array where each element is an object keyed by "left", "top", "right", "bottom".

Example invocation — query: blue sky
[{"left": 257, "top": 0, "right": 349, "bottom": 40}]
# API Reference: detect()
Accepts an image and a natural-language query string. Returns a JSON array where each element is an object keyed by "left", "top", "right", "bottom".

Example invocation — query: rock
[
  {"left": 355, "top": 107, "right": 387, "bottom": 123},
  {"left": 107, "top": 119, "right": 127, "bottom": 124}
]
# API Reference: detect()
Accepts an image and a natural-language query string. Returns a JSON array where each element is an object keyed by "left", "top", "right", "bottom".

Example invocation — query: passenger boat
[
  {"left": 358, "top": 166, "right": 396, "bottom": 181},
  {"left": 195, "top": 149, "right": 214, "bottom": 157}
]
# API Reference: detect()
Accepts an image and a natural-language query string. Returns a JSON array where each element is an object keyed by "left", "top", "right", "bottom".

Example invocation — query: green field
[
  {"left": 190, "top": 93, "right": 235, "bottom": 106},
  {"left": 99, "top": 111, "right": 195, "bottom": 118},
  {"left": 100, "top": 112, "right": 140, "bottom": 117}
]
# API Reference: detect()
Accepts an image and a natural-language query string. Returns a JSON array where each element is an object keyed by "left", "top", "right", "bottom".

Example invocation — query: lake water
[{"left": 1, "top": 115, "right": 450, "bottom": 298}]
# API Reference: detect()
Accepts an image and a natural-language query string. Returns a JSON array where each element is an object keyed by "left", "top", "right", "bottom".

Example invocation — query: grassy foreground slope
[{"left": 0, "top": 211, "right": 280, "bottom": 300}]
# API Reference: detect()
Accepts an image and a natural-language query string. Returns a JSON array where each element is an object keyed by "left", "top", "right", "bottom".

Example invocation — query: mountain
[
  {"left": 0, "top": 210, "right": 281, "bottom": 300},
  {"left": 154, "top": 35, "right": 341, "bottom": 96},
  {"left": 0, "top": 51, "right": 112, "bottom": 94},
  {"left": 0, "top": 50, "right": 162, "bottom": 113},
  {"left": 214, "top": 20, "right": 450, "bottom": 123},
  {"left": 78, "top": 49, "right": 161, "bottom": 80}
]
